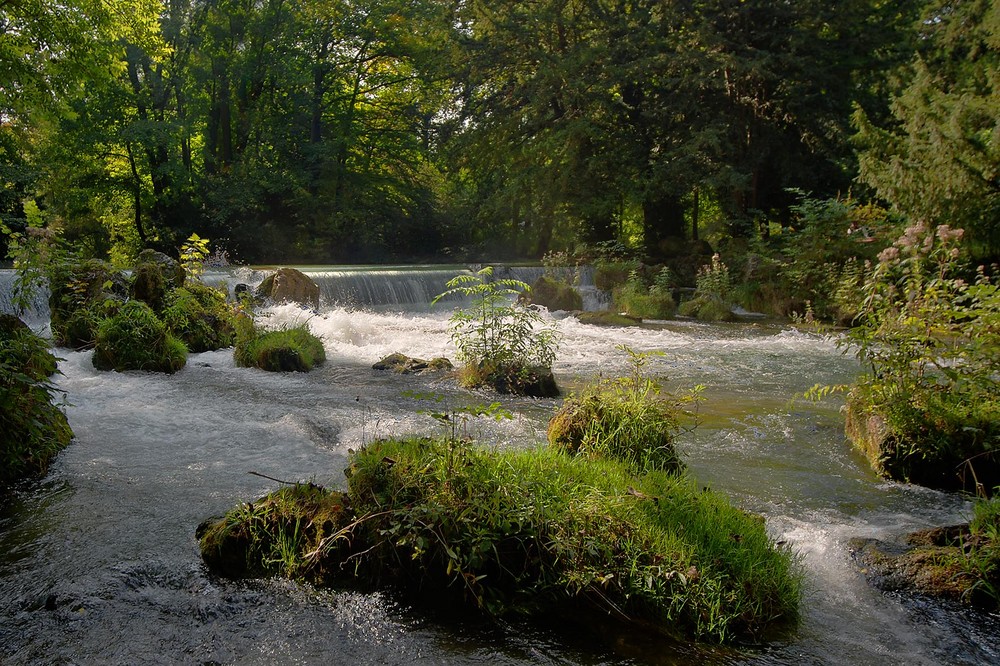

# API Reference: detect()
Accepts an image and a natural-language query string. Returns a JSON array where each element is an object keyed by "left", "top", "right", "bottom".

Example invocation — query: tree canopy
[{"left": 1, "top": 0, "right": 996, "bottom": 264}]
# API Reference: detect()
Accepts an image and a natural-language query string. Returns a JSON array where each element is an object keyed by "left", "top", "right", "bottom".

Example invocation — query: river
[{"left": 0, "top": 266, "right": 996, "bottom": 665}]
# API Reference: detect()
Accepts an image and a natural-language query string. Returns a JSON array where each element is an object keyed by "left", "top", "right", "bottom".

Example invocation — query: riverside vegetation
[{"left": 199, "top": 319, "right": 801, "bottom": 645}]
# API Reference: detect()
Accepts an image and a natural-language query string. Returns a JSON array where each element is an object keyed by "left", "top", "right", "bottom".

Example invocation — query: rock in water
[{"left": 256, "top": 268, "right": 321, "bottom": 309}]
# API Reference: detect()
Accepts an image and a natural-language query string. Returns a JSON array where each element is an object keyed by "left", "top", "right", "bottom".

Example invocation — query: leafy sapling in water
[{"left": 432, "top": 266, "right": 560, "bottom": 393}]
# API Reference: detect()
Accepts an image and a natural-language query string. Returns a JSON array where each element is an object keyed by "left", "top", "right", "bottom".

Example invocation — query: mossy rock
[
  {"left": 48, "top": 259, "right": 129, "bottom": 348},
  {"left": 198, "top": 483, "right": 352, "bottom": 581},
  {"left": 850, "top": 524, "right": 998, "bottom": 608},
  {"left": 1, "top": 316, "right": 73, "bottom": 487},
  {"left": 162, "top": 284, "right": 237, "bottom": 352},
  {"left": 548, "top": 391, "right": 684, "bottom": 474},
  {"left": 235, "top": 324, "right": 326, "bottom": 372},
  {"left": 525, "top": 276, "right": 583, "bottom": 311},
  {"left": 201, "top": 438, "right": 801, "bottom": 643},
  {"left": 844, "top": 386, "right": 1000, "bottom": 494},
  {"left": 92, "top": 300, "right": 188, "bottom": 374},
  {"left": 593, "top": 260, "right": 639, "bottom": 292},
  {"left": 461, "top": 363, "right": 559, "bottom": 397},
  {"left": 677, "top": 295, "right": 738, "bottom": 322},
  {"left": 373, "top": 353, "right": 453, "bottom": 374},
  {"left": 575, "top": 310, "right": 643, "bottom": 327},
  {"left": 255, "top": 267, "right": 321, "bottom": 309},
  {"left": 613, "top": 289, "right": 676, "bottom": 320}
]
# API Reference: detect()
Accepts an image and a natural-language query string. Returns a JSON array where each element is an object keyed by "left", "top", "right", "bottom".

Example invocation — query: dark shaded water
[{"left": 1, "top": 268, "right": 998, "bottom": 664}]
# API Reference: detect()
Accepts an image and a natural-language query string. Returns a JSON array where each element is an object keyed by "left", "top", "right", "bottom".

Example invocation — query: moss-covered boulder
[
  {"left": 255, "top": 268, "right": 321, "bottom": 309},
  {"left": 845, "top": 384, "right": 1000, "bottom": 494},
  {"left": 613, "top": 289, "right": 676, "bottom": 320},
  {"left": 850, "top": 519, "right": 1000, "bottom": 610},
  {"left": 162, "top": 284, "right": 237, "bottom": 352},
  {"left": 548, "top": 384, "right": 685, "bottom": 474},
  {"left": 234, "top": 317, "right": 325, "bottom": 372},
  {"left": 373, "top": 353, "right": 453, "bottom": 374},
  {"left": 198, "top": 483, "right": 353, "bottom": 581},
  {"left": 131, "top": 250, "right": 184, "bottom": 313},
  {"left": 199, "top": 438, "right": 801, "bottom": 643},
  {"left": 1, "top": 315, "right": 73, "bottom": 487},
  {"left": 575, "top": 310, "right": 643, "bottom": 327},
  {"left": 677, "top": 295, "right": 738, "bottom": 322},
  {"left": 48, "top": 258, "right": 128, "bottom": 348},
  {"left": 525, "top": 276, "right": 583, "bottom": 311},
  {"left": 460, "top": 362, "right": 559, "bottom": 397},
  {"left": 92, "top": 300, "right": 188, "bottom": 373}
]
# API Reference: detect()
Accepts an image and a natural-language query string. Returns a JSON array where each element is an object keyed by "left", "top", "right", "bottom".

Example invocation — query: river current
[{"left": 0, "top": 266, "right": 997, "bottom": 664}]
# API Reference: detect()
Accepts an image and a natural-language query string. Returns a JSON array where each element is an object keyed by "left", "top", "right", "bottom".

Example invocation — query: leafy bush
[
  {"left": 678, "top": 255, "right": 737, "bottom": 321},
  {"left": 0, "top": 315, "right": 73, "bottom": 487},
  {"left": 844, "top": 222, "right": 1000, "bottom": 492},
  {"left": 612, "top": 269, "right": 676, "bottom": 319},
  {"left": 201, "top": 437, "right": 801, "bottom": 643},
  {"left": 92, "top": 300, "right": 188, "bottom": 373},
  {"left": 525, "top": 275, "right": 582, "bottom": 311},
  {"left": 549, "top": 346, "right": 695, "bottom": 473},
  {"left": 234, "top": 315, "right": 325, "bottom": 372},
  {"left": 433, "top": 267, "right": 559, "bottom": 395},
  {"left": 162, "top": 284, "right": 237, "bottom": 352}
]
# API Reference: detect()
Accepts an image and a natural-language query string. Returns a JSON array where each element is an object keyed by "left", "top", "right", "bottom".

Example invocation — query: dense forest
[{"left": 1, "top": 0, "right": 997, "bottom": 265}]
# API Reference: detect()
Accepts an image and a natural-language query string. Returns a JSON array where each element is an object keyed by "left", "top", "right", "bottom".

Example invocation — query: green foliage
[
  {"left": 234, "top": 316, "right": 326, "bottom": 373},
  {"left": 613, "top": 269, "right": 676, "bottom": 320},
  {"left": 198, "top": 482, "right": 352, "bottom": 581},
  {"left": 525, "top": 275, "right": 582, "bottom": 312},
  {"left": 162, "top": 284, "right": 237, "bottom": 353},
  {"left": 0, "top": 315, "right": 73, "bottom": 487},
  {"left": 594, "top": 259, "right": 641, "bottom": 292},
  {"left": 433, "top": 267, "right": 559, "bottom": 391},
  {"left": 179, "top": 233, "right": 211, "bottom": 283},
  {"left": 853, "top": 0, "right": 1000, "bottom": 258},
  {"left": 342, "top": 437, "right": 800, "bottom": 642},
  {"left": 548, "top": 346, "right": 697, "bottom": 474},
  {"left": 92, "top": 300, "right": 188, "bottom": 374},
  {"left": 844, "top": 222, "right": 1000, "bottom": 492}
]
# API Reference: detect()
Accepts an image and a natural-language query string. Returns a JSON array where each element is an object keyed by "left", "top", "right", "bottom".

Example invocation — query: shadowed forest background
[{"left": 1, "top": 0, "right": 997, "bottom": 266}]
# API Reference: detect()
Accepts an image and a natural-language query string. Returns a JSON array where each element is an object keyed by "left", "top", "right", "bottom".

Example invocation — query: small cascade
[{"left": 0, "top": 269, "right": 50, "bottom": 327}]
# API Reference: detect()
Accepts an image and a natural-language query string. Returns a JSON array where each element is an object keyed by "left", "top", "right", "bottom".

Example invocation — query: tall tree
[{"left": 854, "top": 0, "right": 1000, "bottom": 257}]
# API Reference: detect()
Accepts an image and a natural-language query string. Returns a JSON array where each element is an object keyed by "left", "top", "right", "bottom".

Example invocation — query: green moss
[
  {"left": 201, "top": 437, "right": 800, "bottom": 643},
  {"left": 92, "top": 300, "right": 188, "bottom": 374},
  {"left": 458, "top": 362, "right": 560, "bottom": 397},
  {"left": 198, "top": 483, "right": 352, "bottom": 582},
  {"left": 526, "top": 275, "right": 583, "bottom": 311},
  {"left": 575, "top": 310, "right": 642, "bottom": 327},
  {"left": 548, "top": 375, "right": 686, "bottom": 474},
  {"left": 614, "top": 288, "right": 676, "bottom": 320},
  {"left": 845, "top": 382, "right": 1000, "bottom": 494},
  {"left": 234, "top": 316, "right": 326, "bottom": 372},
  {"left": 677, "top": 295, "right": 738, "bottom": 322},
  {"left": 594, "top": 260, "right": 640, "bottom": 291},
  {"left": 48, "top": 258, "right": 128, "bottom": 347},
  {"left": 1, "top": 315, "right": 73, "bottom": 487},
  {"left": 162, "top": 284, "right": 237, "bottom": 352}
]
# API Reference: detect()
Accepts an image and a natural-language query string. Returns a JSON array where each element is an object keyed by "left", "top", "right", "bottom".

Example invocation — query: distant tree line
[{"left": 1, "top": 0, "right": 996, "bottom": 264}]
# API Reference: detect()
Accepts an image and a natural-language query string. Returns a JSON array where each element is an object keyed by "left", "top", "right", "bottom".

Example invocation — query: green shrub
[
  {"left": 677, "top": 255, "right": 738, "bottom": 322},
  {"left": 1, "top": 315, "right": 73, "bottom": 487},
  {"left": 548, "top": 346, "right": 693, "bottom": 473},
  {"left": 843, "top": 222, "right": 1000, "bottom": 493},
  {"left": 434, "top": 267, "right": 559, "bottom": 395},
  {"left": 92, "top": 300, "right": 188, "bottom": 373},
  {"left": 200, "top": 438, "right": 801, "bottom": 643},
  {"left": 234, "top": 315, "right": 325, "bottom": 372},
  {"left": 48, "top": 258, "right": 129, "bottom": 347},
  {"left": 613, "top": 270, "right": 676, "bottom": 319},
  {"left": 525, "top": 275, "right": 582, "bottom": 311},
  {"left": 594, "top": 259, "right": 641, "bottom": 291},
  {"left": 162, "top": 284, "right": 237, "bottom": 352}
]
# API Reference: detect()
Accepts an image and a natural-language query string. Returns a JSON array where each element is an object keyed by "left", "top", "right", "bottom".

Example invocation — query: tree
[{"left": 854, "top": 0, "right": 1000, "bottom": 258}]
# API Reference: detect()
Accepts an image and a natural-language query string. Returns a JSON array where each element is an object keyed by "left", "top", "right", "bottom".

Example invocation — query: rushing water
[{"left": 1, "top": 266, "right": 997, "bottom": 665}]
